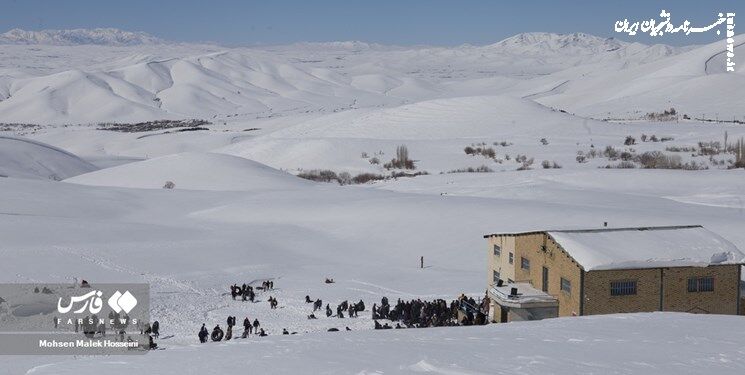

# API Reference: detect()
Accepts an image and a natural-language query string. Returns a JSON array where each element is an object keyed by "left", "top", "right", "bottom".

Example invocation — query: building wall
[
  {"left": 583, "top": 265, "right": 741, "bottom": 315},
  {"left": 583, "top": 268, "right": 661, "bottom": 315},
  {"left": 662, "top": 265, "right": 740, "bottom": 314},
  {"left": 486, "top": 235, "right": 515, "bottom": 287},
  {"left": 511, "top": 233, "right": 583, "bottom": 317}
]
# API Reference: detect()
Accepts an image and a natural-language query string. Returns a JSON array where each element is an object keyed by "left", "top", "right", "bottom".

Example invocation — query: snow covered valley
[{"left": 1, "top": 29, "right": 745, "bottom": 374}]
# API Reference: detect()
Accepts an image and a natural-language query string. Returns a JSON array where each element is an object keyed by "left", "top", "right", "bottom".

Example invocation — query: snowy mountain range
[
  {"left": 2, "top": 28, "right": 732, "bottom": 125},
  {"left": 0, "top": 28, "right": 165, "bottom": 46}
]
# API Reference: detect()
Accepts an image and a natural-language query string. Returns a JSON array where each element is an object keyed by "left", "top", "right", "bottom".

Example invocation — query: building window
[
  {"left": 610, "top": 281, "right": 637, "bottom": 296},
  {"left": 493, "top": 244, "right": 501, "bottom": 257},
  {"left": 520, "top": 257, "right": 530, "bottom": 271},
  {"left": 493, "top": 270, "right": 500, "bottom": 284},
  {"left": 688, "top": 277, "right": 714, "bottom": 292},
  {"left": 560, "top": 277, "right": 571, "bottom": 294},
  {"left": 509, "top": 252, "right": 514, "bottom": 264}
]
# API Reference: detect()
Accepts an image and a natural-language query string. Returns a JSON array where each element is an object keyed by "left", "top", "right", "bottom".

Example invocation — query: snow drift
[
  {"left": 65, "top": 152, "right": 309, "bottom": 191},
  {"left": 0, "top": 136, "right": 97, "bottom": 180}
]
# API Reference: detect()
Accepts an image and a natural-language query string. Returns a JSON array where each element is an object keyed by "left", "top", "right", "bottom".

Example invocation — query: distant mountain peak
[
  {"left": 491, "top": 32, "right": 630, "bottom": 54},
  {"left": 0, "top": 28, "right": 166, "bottom": 46}
]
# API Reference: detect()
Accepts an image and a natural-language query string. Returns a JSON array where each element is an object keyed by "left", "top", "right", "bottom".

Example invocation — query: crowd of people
[
  {"left": 372, "top": 294, "right": 489, "bottom": 328},
  {"left": 208, "top": 278, "right": 489, "bottom": 343}
]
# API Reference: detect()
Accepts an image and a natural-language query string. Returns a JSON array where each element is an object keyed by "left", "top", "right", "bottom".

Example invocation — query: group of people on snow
[
  {"left": 199, "top": 316, "right": 265, "bottom": 342},
  {"left": 372, "top": 296, "right": 469, "bottom": 328}
]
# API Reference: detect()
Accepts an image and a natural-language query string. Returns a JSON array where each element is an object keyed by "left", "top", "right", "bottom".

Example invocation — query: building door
[
  {"left": 500, "top": 306, "right": 508, "bottom": 323},
  {"left": 542, "top": 266, "right": 549, "bottom": 292}
]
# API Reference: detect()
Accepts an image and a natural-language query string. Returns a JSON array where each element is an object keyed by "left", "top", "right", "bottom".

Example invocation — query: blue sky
[{"left": 0, "top": 0, "right": 741, "bottom": 46}]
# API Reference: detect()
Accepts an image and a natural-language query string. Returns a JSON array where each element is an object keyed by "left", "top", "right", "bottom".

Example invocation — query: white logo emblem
[
  {"left": 57, "top": 290, "right": 104, "bottom": 314},
  {"left": 107, "top": 290, "right": 138, "bottom": 314},
  {"left": 57, "top": 290, "right": 137, "bottom": 314}
]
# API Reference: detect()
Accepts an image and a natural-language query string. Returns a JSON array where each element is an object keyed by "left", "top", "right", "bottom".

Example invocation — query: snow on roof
[
  {"left": 490, "top": 282, "right": 557, "bottom": 308},
  {"left": 546, "top": 226, "right": 745, "bottom": 271}
]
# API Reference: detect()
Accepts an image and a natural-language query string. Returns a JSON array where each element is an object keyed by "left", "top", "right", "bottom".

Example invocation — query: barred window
[
  {"left": 520, "top": 257, "right": 530, "bottom": 271},
  {"left": 688, "top": 277, "right": 714, "bottom": 292},
  {"left": 610, "top": 281, "right": 637, "bottom": 296},
  {"left": 560, "top": 277, "right": 572, "bottom": 294},
  {"left": 493, "top": 244, "right": 501, "bottom": 257},
  {"left": 493, "top": 270, "right": 501, "bottom": 284},
  {"left": 509, "top": 252, "right": 514, "bottom": 264}
]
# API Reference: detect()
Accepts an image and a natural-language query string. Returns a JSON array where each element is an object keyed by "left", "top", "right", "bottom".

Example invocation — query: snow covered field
[
  {"left": 15, "top": 313, "right": 745, "bottom": 375},
  {"left": 1, "top": 28, "right": 744, "bottom": 374}
]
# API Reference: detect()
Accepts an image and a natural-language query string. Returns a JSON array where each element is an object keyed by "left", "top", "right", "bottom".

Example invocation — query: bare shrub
[
  {"left": 297, "top": 169, "right": 339, "bottom": 183},
  {"left": 517, "top": 157, "right": 534, "bottom": 171},
  {"left": 352, "top": 173, "right": 385, "bottom": 184},
  {"left": 447, "top": 165, "right": 494, "bottom": 173},
  {"left": 636, "top": 151, "right": 682, "bottom": 169},
  {"left": 576, "top": 152, "right": 587, "bottom": 163},
  {"left": 624, "top": 136, "right": 636, "bottom": 146},
  {"left": 540, "top": 138, "right": 549, "bottom": 145},
  {"left": 369, "top": 157, "right": 380, "bottom": 165},
  {"left": 603, "top": 146, "right": 620, "bottom": 160},
  {"left": 338, "top": 172, "right": 352, "bottom": 185},
  {"left": 646, "top": 108, "right": 678, "bottom": 121},
  {"left": 604, "top": 161, "right": 636, "bottom": 169},
  {"left": 163, "top": 181, "right": 175, "bottom": 189},
  {"left": 542, "top": 160, "right": 561, "bottom": 169},
  {"left": 666, "top": 146, "right": 696, "bottom": 153},
  {"left": 697, "top": 141, "right": 723, "bottom": 156},
  {"left": 464, "top": 146, "right": 476, "bottom": 155}
]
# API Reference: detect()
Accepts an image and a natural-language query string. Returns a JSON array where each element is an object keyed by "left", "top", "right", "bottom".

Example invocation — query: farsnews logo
[
  {"left": 107, "top": 290, "right": 137, "bottom": 314},
  {"left": 615, "top": 10, "right": 736, "bottom": 72},
  {"left": 57, "top": 290, "right": 137, "bottom": 314}
]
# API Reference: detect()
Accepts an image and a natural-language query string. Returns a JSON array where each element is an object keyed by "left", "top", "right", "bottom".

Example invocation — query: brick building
[{"left": 484, "top": 225, "right": 744, "bottom": 322}]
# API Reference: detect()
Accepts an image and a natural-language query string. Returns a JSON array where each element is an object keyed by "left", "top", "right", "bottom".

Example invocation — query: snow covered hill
[
  {"left": 0, "top": 28, "right": 165, "bottom": 46},
  {"left": 0, "top": 31, "right": 691, "bottom": 124},
  {"left": 66, "top": 152, "right": 310, "bottom": 191},
  {"left": 534, "top": 34, "right": 745, "bottom": 120},
  {"left": 0, "top": 136, "right": 97, "bottom": 180}
]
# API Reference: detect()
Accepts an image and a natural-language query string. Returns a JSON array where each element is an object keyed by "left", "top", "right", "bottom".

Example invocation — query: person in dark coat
[
  {"left": 152, "top": 320, "right": 160, "bottom": 338},
  {"left": 253, "top": 319, "right": 260, "bottom": 330},
  {"left": 198, "top": 324, "right": 208, "bottom": 343},
  {"left": 211, "top": 325, "right": 224, "bottom": 341},
  {"left": 326, "top": 304, "right": 332, "bottom": 317}
]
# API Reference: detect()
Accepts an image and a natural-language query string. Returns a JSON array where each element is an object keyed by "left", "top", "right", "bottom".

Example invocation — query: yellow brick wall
[
  {"left": 512, "top": 233, "right": 583, "bottom": 317},
  {"left": 584, "top": 265, "right": 741, "bottom": 315},
  {"left": 486, "top": 236, "right": 515, "bottom": 288},
  {"left": 662, "top": 265, "right": 740, "bottom": 314},
  {"left": 583, "top": 268, "right": 661, "bottom": 315}
]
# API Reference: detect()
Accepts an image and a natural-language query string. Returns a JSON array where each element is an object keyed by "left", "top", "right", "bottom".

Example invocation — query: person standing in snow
[
  {"left": 253, "top": 318, "right": 260, "bottom": 331},
  {"left": 198, "top": 324, "right": 208, "bottom": 343},
  {"left": 152, "top": 320, "right": 160, "bottom": 339},
  {"left": 326, "top": 304, "right": 332, "bottom": 317}
]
